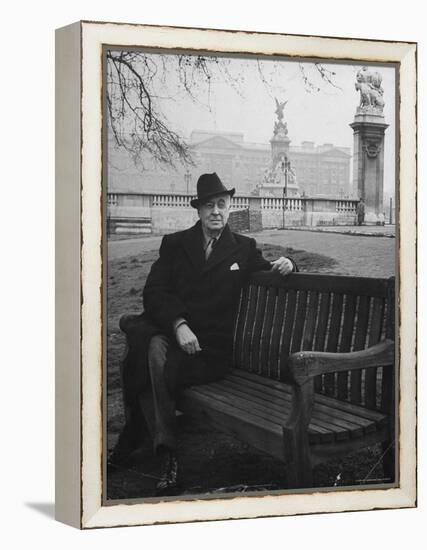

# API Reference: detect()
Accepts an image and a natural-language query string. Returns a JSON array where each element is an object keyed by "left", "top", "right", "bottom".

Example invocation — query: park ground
[{"left": 106, "top": 227, "right": 395, "bottom": 501}]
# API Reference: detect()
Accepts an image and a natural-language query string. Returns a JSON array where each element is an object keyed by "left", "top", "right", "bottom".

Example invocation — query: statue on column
[
  {"left": 258, "top": 98, "right": 299, "bottom": 197},
  {"left": 275, "top": 98, "right": 288, "bottom": 121},
  {"left": 273, "top": 98, "right": 289, "bottom": 139},
  {"left": 355, "top": 67, "right": 385, "bottom": 114},
  {"left": 350, "top": 67, "right": 388, "bottom": 222}
]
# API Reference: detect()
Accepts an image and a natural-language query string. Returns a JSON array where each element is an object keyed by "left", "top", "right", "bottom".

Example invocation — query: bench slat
[
  {"left": 324, "top": 293, "right": 344, "bottom": 396},
  {"left": 337, "top": 294, "right": 357, "bottom": 399},
  {"left": 242, "top": 285, "right": 260, "bottom": 371},
  {"left": 350, "top": 295, "right": 370, "bottom": 405},
  {"left": 231, "top": 370, "right": 387, "bottom": 427},
  {"left": 302, "top": 290, "right": 319, "bottom": 351},
  {"left": 314, "top": 292, "right": 330, "bottom": 392},
  {"left": 191, "top": 384, "right": 329, "bottom": 443},
  {"left": 185, "top": 377, "right": 372, "bottom": 445},
  {"left": 207, "top": 374, "right": 381, "bottom": 437},
  {"left": 270, "top": 288, "right": 287, "bottom": 379},
  {"left": 232, "top": 285, "right": 249, "bottom": 367},
  {"left": 225, "top": 375, "right": 375, "bottom": 435},
  {"left": 250, "top": 285, "right": 268, "bottom": 375},
  {"left": 218, "top": 379, "right": 365, "bottom": 440},
  {"left": 179, "top": 390, "right": 286, "bottom": 460},
  {"left": 278, "top": 289, "right": 297, "bottom": 379},
  {"left": 290, "top": 290, "right": 308, "bottom": 354},
  {"left": 315, "top": 292, "right": 331, "bottom": 353},
  {"left": 194, "top": 384, "right": 288, "bottom": 425},
  {"left": 188, "top": 385, "right": 335, "bottom": 444},
  {"left": 258, "top": 288, "right": 277, "bottom": 378},
  {"left": 364, "top": 297, "right": 386, "bottom": 409}
]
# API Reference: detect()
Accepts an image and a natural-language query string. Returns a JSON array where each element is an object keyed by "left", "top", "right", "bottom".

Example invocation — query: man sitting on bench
[{"left": 109, "top": 172, "right": 297, "bottom": 494}]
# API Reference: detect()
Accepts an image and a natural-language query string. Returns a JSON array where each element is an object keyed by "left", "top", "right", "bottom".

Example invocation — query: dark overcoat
[
  {"left": 120, "top": 220, "right": 274, "bottom": 406},
  {"left": 120, "top": 221, "right": 298, "bottom": 441},
  {"left": 142, "top": 220, "right": 273, "bottom": 359}
]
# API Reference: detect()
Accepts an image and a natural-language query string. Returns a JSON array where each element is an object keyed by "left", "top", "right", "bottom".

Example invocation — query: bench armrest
[
  {"left": 282, "top": 339, "right": 394, "bottom": 486},
  {"left": 287, "top": 339, "right": 395, "bottom": 386},
  {"left": 119, "top": 313, "right": 143, "bottom": 334}
]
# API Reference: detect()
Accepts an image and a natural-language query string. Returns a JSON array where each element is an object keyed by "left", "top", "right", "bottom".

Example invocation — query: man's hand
[
  {"left": 175, "top": 323, "right": 202, "bottom": 355},
  {"left": 271, "top": 256, "right": 294, "bottom": 277}
]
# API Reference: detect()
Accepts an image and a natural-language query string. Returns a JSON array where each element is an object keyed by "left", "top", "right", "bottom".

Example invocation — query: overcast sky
[{"left": 127, "top": 52, "right": 396, "bottom": 195}]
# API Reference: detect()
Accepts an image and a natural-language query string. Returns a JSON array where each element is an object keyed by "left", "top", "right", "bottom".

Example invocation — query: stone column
[
  {"left": 350, "top": 67, "right": 389, "bottom": 222},
  {"left": 350, "top": 114, "right": 388, "bottom": 219},
  {"left": 270, "top": 133, "right": 291, "bottom": 166}
]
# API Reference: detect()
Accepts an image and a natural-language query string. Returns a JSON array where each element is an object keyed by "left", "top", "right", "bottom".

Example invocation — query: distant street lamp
[
  {"left": 184, "top": 170, "right": 191, "bottom": 195},
  {"left": 281, "top": 156, "right": 291, "bottom": 229}
]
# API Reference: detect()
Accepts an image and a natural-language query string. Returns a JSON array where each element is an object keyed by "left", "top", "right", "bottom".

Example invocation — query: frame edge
[{"left": 55, "top": 20, "right": 82, "bottom": 529}]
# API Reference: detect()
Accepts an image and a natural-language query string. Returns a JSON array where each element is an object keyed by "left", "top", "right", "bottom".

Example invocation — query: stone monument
[
  {"left": 350, "top": 67, "right": 388, "bottom": 222},
  {"left": 259, "top": 98, "right": 299, "bottom": 197}
]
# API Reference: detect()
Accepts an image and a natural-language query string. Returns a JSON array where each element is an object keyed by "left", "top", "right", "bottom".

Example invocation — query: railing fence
[{"left": 106, "top": 192, "right": 363, "bottom": 234}]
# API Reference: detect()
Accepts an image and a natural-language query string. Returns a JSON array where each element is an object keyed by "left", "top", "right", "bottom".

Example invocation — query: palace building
[{"left": 108, "top": 129, "right": 352, "bottom": 198}]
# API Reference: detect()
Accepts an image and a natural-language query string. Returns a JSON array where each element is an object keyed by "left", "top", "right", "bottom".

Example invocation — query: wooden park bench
[{"left": 120, "top": 272, "right": 395, "bottom": 489}]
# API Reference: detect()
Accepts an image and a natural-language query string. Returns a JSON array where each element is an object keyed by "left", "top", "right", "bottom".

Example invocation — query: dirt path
[{"left": 108, "top": 229, "right": 395, "bottom": 277}]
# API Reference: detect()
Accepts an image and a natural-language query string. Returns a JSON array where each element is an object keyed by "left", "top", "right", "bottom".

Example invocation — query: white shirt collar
[{"left": 202, "top": 227, "right": 224, "bottom": 249}]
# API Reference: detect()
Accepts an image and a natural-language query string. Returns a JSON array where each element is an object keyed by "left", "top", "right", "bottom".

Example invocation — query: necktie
[{"left": 205, "top": 238, "right": 217, "bottom": 260}]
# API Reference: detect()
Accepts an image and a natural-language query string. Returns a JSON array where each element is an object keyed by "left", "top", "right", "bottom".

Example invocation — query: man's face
[{"left": 198, "top": 194, "right": 231, "bottom": 233}]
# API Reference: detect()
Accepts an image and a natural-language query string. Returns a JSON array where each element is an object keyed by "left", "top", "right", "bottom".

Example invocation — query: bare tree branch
[
  {"left": 106, "top": 50, "right": 341, "bottom": 170},
  {"left": 314, "top": 63, "right": 341, "bottom": 90},
  {"left": 107, "top": 50, "right": 195, "bottom": 169}
]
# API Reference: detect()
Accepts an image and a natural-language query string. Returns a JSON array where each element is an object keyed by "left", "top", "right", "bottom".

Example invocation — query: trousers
[{"left": 136, "top": 334, "right": 230, "bottom": 452}]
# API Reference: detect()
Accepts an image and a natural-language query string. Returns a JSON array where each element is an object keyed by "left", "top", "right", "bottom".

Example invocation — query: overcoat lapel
[
  {"left": 180, "top": 222, "right": 206, "bottom": 273},
  {"left": 181, "top": 221, "right": 241, "bottom": 273},
  {"left": 204, "top": 224, "right": 239, "bottom": 272}
]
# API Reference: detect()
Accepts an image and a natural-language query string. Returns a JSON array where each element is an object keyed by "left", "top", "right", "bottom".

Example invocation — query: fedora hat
[{"left": 190, "top": 173, "right": 235, "bottom": 208}]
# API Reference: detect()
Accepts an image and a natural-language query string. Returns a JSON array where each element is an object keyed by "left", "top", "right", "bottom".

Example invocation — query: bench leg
[{"left": 282, "top": 382, "right": 314, "bottom": 489}]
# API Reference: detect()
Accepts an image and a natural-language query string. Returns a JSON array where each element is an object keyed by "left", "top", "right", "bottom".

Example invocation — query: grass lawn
[{"left": 106, "top": 242, "right": 387, "bottom": 500}]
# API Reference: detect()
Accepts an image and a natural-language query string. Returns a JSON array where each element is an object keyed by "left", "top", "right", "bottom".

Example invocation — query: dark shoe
[{"left": 156, "top": 450, "right": 178, "bottom": 494}]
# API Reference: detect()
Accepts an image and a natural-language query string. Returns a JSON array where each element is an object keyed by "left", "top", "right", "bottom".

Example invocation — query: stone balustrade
[
  {"left": 336, "top": 200, "right": 358, "bottom": 213},
  {"left": 261, "top": 197, "right": 304, "bottom": 211},
  {"left": 106, "top": 192, "right": 360, "bottom": 235},
  {"left": 152, "top": 194, "right": 192, "bottom": 208},
  {"left": 147, "top": 193, "right": 251, "bottom": 210},
  {"left": 231, "top": 197, "right": 250, "bottom": 210}
]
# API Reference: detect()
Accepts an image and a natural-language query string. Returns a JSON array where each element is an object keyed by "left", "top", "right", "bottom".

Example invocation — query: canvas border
[{"left": 70, "top": 20, "right": 416, "bottom": 528}]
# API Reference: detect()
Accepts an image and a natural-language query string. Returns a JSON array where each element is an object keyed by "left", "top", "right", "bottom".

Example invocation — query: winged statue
[{"left": 275, "top": 98, "right": 288, "bottom": 121}]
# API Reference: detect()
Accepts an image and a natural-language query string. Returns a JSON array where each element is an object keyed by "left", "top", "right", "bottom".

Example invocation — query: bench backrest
[{"left": 232, "top": 272, "right": 395, "bottom": 412}]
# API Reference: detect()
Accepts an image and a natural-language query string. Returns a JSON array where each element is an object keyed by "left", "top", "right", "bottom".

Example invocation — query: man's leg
[
  {"left": 140, "top": 334, "right": 179, "bottom": 452},
  {"left": 142, "top": 336, "right": 231, "bottom": 452},
  {"left": 137, "top": 334, "right": 187, "bottom": 493},
  {"left": 140, "top": 335, "right": 230, "bottom": 493}
]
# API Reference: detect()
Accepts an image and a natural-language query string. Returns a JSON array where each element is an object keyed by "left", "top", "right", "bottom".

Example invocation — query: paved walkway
[
  {"left": 285, "top": 224, "right": 396, "bottom": 238},
  {"left": 108, "top": 228, "right": 395, "bottom": 278}
]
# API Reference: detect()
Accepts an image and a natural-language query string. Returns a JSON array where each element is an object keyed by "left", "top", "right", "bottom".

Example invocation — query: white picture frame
[{"left": 55, "top": 20, "right": 417, "bottom": 529}]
